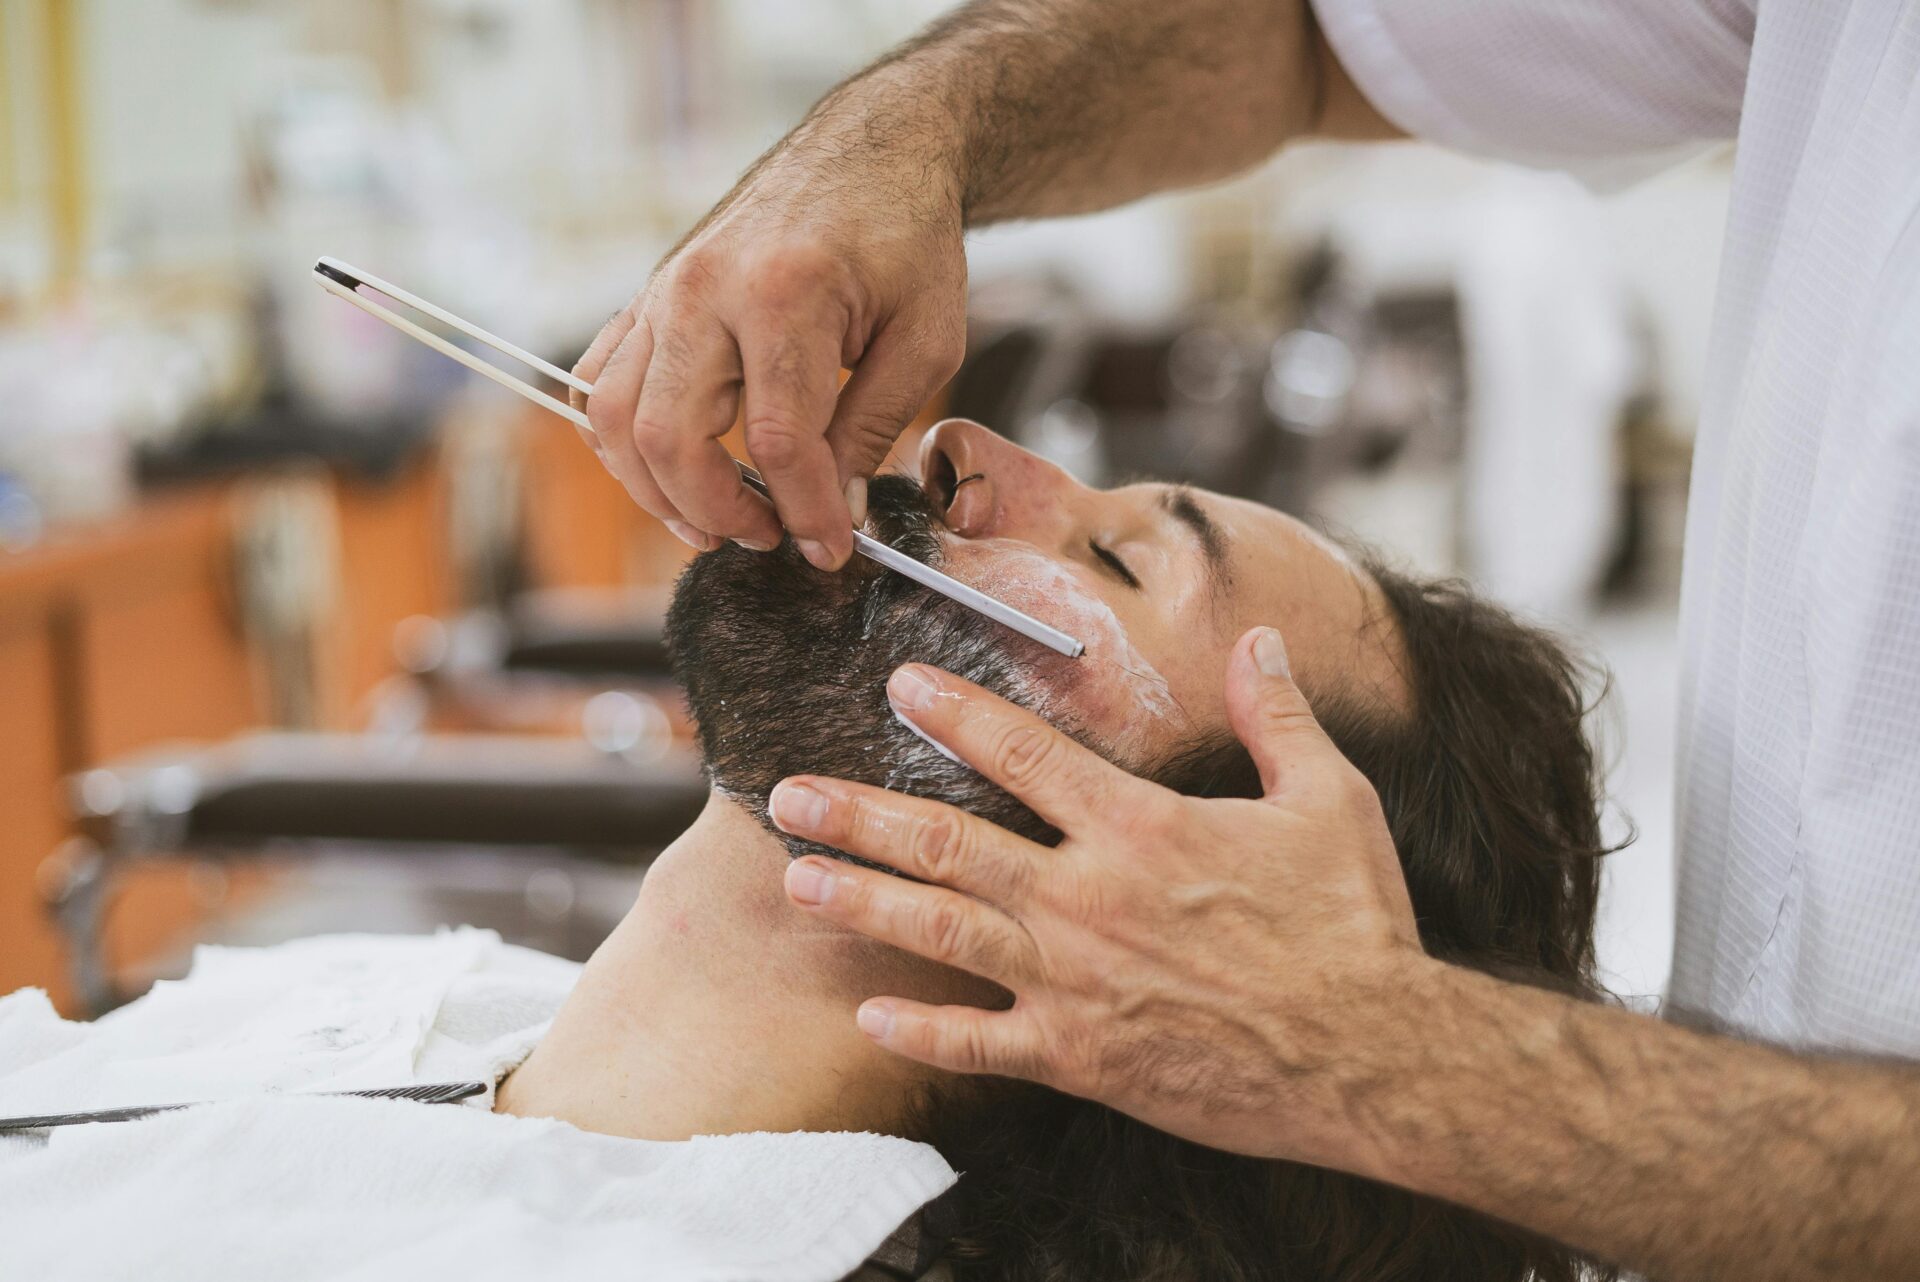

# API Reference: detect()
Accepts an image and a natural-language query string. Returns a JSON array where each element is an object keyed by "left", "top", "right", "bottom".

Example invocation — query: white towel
[{"left": 0, "top": 930, "right": 955, "bottom": 1282}]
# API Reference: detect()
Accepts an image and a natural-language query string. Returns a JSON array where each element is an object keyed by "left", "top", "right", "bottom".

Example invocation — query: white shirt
[{"left": 1315, "top": 0, "right": 1920, "bottom": 1052}]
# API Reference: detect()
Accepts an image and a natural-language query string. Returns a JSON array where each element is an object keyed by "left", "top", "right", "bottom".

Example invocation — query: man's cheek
[{"left": 946, "top": 540, "right": 1188, "bottom": 734}]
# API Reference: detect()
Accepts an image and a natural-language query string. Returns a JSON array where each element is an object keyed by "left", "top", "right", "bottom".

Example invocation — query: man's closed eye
[{"left": 1090, "top": 540, "right": 1142, "bottom": 590}]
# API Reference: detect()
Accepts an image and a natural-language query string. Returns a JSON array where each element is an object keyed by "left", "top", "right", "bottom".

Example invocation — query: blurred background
[{"left": 0, "top": 0, "right": 1725, "bottom": 1017}]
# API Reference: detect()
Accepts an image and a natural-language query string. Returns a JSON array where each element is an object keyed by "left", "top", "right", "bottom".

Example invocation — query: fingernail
[
  {"left": 856, "top": 1002, "right": 895, "bottom": 1041},
  {"left": 844, "top": 476, "right": 869, "bottom": 527},
  {"left": 1253, "top": 627, "right": 1290, "bottom": 678},
  {"left": 732, "top": 537, "right": 777, "bottom": 553},
  {"left": 770, "top": 781, "right": 828, "bottom": 832},
  {"left": 797, "top": 539, "right": 835, "bottom": 570},
  {"left": 666, "top": 520, "right": 711, "bottom": 552},
  {"left": 786, "top": 858, "right": 834, "bottom": 907},
  {"left": 888, "top": 665, "right": 938, "bottom": 713}
]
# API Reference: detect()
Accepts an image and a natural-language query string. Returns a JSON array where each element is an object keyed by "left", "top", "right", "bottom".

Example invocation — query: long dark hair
[{"left": 919, "top": 560, "right": 1617, "bottom": 1282}]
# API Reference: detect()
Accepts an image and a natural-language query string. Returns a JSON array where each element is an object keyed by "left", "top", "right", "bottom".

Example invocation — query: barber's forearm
[
  {"left": 1348, "top": 961, "right": 1920, "bottom": 1282},
  {"left": 799, "top": 0, "right": 1368, "bottom": 227}
]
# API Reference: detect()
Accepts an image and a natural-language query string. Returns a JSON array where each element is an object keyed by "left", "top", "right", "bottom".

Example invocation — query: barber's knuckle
[
  {"left": 911, "top": 811, "right": 970, "bottom": 882},
  {"left": 951, "top": 1020, "right": 996, "bottom": 1073},
  {"left": 920, "top": 900, "right": 974, "bottom": 965},
  {"left": 743, "top": 416, "right": 815, "bottom": 472},
  {"left": 892, "top": 319, "right": 961, "bottom": 388},
  {"left": 749, "top": 243, "right": 839, "bottom": 307},
  {"left": 992, "top": 724, "right": 1063, "bottom": 792},
  {"left": 1332, "top": 765, "right": 1382, "bottom": 816},
  {"left": 668, "top": 248, "right": 725, "bottom": 299},
  {"left": 925, "top": 319, "right": 968, "bottom": 383},
  {"left": 584, "top": 394, "right": 624, "bottom": 443},
  {"left": 629, "top": 413, "right": 681, "bottom": 459}
]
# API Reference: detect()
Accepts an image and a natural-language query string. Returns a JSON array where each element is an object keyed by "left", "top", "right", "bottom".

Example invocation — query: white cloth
[
  {"left": 0, "top": 930, "right": 955, "bottom": 1282},
  {"left": 1315, "top": 0, "right": 1920, "bottom": 1052}
]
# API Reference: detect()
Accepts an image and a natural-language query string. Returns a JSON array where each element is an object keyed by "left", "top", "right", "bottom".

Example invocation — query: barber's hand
[
  {"left": 768, "top": 626, "right": 1428, "bottom": 1167},
  {"left": 571, "top": 102, "right": 969, "bottom": 570}
]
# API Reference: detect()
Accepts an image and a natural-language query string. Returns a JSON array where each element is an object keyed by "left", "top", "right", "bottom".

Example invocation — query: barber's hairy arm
[
  {"left": 1384, "top": 955, "right": 1920, "bottom": 1280},
  {"left": 574, "top": 0, "right": 1397, "bottom": 569},
  {"left": 769, "top": 629, "right": 1920, "bottom": 1282}
]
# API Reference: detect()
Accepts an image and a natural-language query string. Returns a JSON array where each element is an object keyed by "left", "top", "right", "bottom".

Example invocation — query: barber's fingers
[
  {"left": 574, "top": 310, "right": 658, "bottom": 499},
  {"left": 579, "top": 315, "right": 718, "bottom": 548},
  {"left": 737, "top": 311, "right": 853, "bottom": 570},
  {"left": 783, "top": 855, "right": 1034, "bottom": 986},
  {"left": 823, "top": 317, "right": 967, "bottom": 511},
  {"left": 571, "top": 305, "right": 635, "bottom": 412},
  {"left": 885, "top": 665, "right": 1158, "bottom": 831},
  {"left": 851, "top": 998, "right": 1051, "bottom": 1082},
  {"left": 630, "top": 316, "right": 781, "bottom": 549},
  {"left": 1225, "top": 627, "right": 1349, "bottom": 802},
  {"left": 770, "top": 777, "right": 1039, "bottom": 909}
]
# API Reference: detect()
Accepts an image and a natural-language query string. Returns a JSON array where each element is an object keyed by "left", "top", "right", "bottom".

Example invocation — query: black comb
[{"left": 0, "top": 1080, "right": 489, "bottom": 1132}]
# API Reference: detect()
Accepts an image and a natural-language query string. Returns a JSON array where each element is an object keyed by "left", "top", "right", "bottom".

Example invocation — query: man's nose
[{"left": 920, "top": 419, "right": 1093, "bottom": 547}]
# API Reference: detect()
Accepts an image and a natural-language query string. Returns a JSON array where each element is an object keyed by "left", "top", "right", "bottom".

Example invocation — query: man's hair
[
  {"left": 666, "top": 479, "right": 1613, "bottom": 1281},
  {"left": 667, "top": 475, "right": 1091, "bottom": 868}
]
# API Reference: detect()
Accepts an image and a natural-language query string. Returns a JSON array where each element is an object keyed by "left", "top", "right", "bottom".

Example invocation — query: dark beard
[{"left": 664, "top": 473, "right": 1073, "bottom": 866}]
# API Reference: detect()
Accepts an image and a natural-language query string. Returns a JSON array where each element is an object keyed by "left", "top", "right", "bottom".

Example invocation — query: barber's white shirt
[{"left": 1315, "top": 0, "right": 1920, "bottom": 1052}]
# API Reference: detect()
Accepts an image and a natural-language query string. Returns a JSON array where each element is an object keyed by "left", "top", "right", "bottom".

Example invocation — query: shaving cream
[{"left": 950, "top": 538, "right": 1186, "bottom": 731}]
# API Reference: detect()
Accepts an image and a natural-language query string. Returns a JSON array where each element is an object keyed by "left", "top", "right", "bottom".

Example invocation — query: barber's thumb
[
  {"left": 829, "top": 433, "right": 894, "bottom": 528},
  {"left": 1227, "top": 627, "right": 1334, "bottom": 798}
]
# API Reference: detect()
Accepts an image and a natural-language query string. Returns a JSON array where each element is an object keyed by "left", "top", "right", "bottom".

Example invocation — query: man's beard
[{"left": 665, "top": 473, "right": 1076, "bottom": 865}]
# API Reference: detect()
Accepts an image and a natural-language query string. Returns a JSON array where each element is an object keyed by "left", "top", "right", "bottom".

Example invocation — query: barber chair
[
  {"left": 413, "top": 590, "right": 675, "bottom": 686},
  {"left": 376, "top": 589, "right": 692, "bottom": 738},
  {"left": 48, "top": 732, "right": 709, "bottom": 1015},
  {"left": 495, "top": 605, "right": 673, "bottom": 681}
]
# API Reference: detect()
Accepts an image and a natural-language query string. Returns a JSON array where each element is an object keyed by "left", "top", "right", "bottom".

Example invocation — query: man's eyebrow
[{"left": 1161, "top": 486, "right": 1231, "bottom": 590}]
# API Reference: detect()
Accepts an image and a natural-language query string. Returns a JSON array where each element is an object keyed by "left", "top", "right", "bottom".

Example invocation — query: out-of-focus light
[
  {"left": 1266, "top": 329, "right": 1356, "bottom": 435},
  {"left": 0, "top": 483, "right": 43, "bottom": 551},
  {"left": 1030, "top": 398, "right": 1107, "bottom": 485},
  {"left": 524, "top": 867, "right": 576, "bottom": 923},
  {"left": 393, "top": 615, "right": 452, "bottom": 675},
  {"left": 1168, "top": 328, "right": 1244, "bottom": 405},
  {"left": 582, "top": 690, "right": 671, "bottom": 762},
  {"left": 76, "top": 770, "right": 126, "bottom": 818},
  {"left": 148, "top": 766, "right": 201, "bottom": 817}
]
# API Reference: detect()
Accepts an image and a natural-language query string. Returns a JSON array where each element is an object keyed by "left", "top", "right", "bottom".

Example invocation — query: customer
[{"left": 506, "top": 428, "right": 1613, "bottom": 1279}]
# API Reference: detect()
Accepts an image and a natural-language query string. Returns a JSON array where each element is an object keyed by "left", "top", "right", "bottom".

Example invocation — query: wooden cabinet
[
  {"left": 330, "top": 457, "right": 458, "bottom": 712},
  {"left": 0, "top": 489, "right": 262, "bottom": 1009},
  {"left": 0, "top": 452, "right": 461, "bottom": 1010},
  {"left": 0, "top": 622, "right": 72, "bottom": 1004}
]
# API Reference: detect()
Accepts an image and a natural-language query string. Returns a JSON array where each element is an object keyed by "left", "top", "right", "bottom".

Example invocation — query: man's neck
[{"left": 498, "top": 796, "right": 981, "bottom": 1141}]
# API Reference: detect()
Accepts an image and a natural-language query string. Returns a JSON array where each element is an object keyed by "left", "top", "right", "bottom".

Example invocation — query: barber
[{"left": 575, "top": 3, "right": 1920, "bottom": 1277}]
